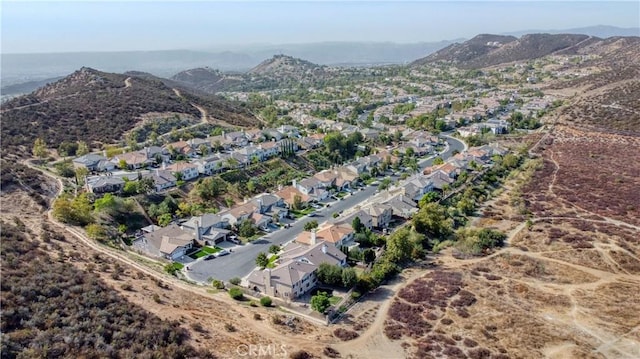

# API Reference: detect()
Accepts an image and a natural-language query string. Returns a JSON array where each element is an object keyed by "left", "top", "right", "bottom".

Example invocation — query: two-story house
[{"left": 165, "top": 162, "right": 199, "bottom": 181}]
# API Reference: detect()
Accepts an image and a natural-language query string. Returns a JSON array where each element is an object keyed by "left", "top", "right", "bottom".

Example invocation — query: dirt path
[
  {"left": 124, "top": 77, "right": 132, "bottom": 88},
  {"left": 333, "top": 269, "right": 428, "bottom": 358}
]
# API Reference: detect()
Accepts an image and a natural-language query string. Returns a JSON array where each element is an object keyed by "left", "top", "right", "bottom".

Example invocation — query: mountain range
[
  {"left": 3, "top": 25, "right": 637, "bottom": 96},
  {"left": 411, "top": 33, "right": 640, "bottom": 69}
]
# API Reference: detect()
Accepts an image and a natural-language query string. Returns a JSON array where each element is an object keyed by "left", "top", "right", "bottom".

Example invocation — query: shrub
[
  {"left": 289, "top": 350, "right": 312, "bottom": 359},
  {"left": 323, "top": 347, "right": 341, "bottom": 358},
  {"left": 260, "top": 296, "right": 272, "bottom": 307},
  {"left": 224, "top": 323, "right": 236, "bottom": 332},
  {"left": 229, "top": 287, "right": 244, "bottom": 300},
  {"left": 333, "top": 328, "right": 359, "bottom": 341},
  {"left": 211, "top": 279, "right": 225, "bottom": 289},
  {"left": 120, "top": 283, "right": 133, "bottom": 291},
  {"left": 229, "top": 277, "right": 241, "bottom": 285},
  {"left": 253, "top": 313, "right": 262, "bottom": 320},
  {"left": 152, "top": 294, "right": 161, "bottom": 303},
  {"left": 350, "top": 291, "right": 361, "bottom": 300}
]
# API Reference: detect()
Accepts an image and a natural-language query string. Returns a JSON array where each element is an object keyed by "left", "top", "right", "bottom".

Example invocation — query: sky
[{"left": 1, "top": 1, "right": 639, "bottom": 54}]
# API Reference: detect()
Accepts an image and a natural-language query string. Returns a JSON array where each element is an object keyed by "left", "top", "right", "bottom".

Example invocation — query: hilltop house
[{"left": 135, "top": 224, "right": 194, "bottom": 260}]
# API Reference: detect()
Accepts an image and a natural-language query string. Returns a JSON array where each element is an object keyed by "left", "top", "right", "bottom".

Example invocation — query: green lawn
[
  {"left": 290, "top": 208, "right": 315, "bottom": 218},
  {"left": 191, "top": 246, "right": 223, "bottom": 259},
  {"left": 266, "top": 255, "right": 279, "bottom": 269},
  {"left": 170, "top": 262, "right": 184, "bottom": 270},
  {"left": 329, "top": 295, "right": 342, "bottom": 306},
  {"left": 335, "top": 192, "right": 346, "bottom": 198}
]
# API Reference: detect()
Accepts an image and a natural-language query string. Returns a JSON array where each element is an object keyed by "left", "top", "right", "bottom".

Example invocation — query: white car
[{"left": 215, "top": 249, "right": 230, "bottom": 257}]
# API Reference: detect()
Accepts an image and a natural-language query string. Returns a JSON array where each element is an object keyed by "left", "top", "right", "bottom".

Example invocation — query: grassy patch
[
  {"left": 170, "top": 262, "right": 184, "bottom": 270},
  {"left": 190, "top": 246, "right": 222, "bottom": 259},
  {"left": 329, "top": 295, "right": 342, "bottom": 306},
  {"left": 290, "top": 208, "right": 315, "bottom": 218},
  {"left": 266, "top": 255, "right": 279, "bottom": 269}
]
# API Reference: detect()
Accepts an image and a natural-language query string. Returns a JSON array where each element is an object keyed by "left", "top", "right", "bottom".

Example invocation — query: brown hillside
[{"left": 0, "top": 68, "right": 258, "bottom": 157}]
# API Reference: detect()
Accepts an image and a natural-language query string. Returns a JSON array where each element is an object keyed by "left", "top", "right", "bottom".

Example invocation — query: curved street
[{"left": 185, "top": 135, "right": 466, "bottom": 282}]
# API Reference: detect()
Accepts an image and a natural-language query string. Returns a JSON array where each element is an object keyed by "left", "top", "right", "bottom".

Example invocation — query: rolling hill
[
  {"left": 410, "top": 33, "right": 624, "bottom": 69},
  {"left": 0, "top": 67, "right": 259, "bottom": 157}
]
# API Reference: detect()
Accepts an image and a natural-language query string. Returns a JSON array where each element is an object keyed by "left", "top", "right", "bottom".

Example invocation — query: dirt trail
[{"left": 124, "top": 77, "right": 132, "bottom": 88}]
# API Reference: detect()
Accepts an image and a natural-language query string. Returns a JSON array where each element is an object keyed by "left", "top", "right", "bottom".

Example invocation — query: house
[
  {"left": 224, "top": 131, "right": 249, "bottom": 147},
  {"left": 360, "top": 128, "right": 380, "bottom": 140},
  {"left": 423, "top": 163, "right": 459, "bottom": 178},
  {"left": 366, "top": 204, "right": 393, "bottom": 229},
  {"left": 345, "top": 162, "right": 367, "bottom": 175},
  {"left": 165, "top": 140, "right": 196, "bottom": 158},
  {"left": 187, "top": 138, "right": 211, "bottom": 154},
  {"left": 136, "top": 224, "right": 194, "bottom": 260},
  {"left": 252, "top": 193, "right": 285, "bottom": 214},
  {"left": 192, "top": 155, "right": 226, "bottom": 175},
  {"left": 181, "top": 213, "right": 231, "bottom": 245},
  {"left": 297, "top": 136, "right": 322, "bottom": 150},
  {"left": 237, "top": 145, "right": 265, "bottom": 163},
  {"left": 73, "top": 154, "right": 113, "bottom": 172},
  {"left": 275, "top": 186, "right": 311, "bottom": 208},
  {"left": 335, "top": 167, "right": 359, "bottom": 190},
  {"left": 209, "top": 135, "right": 233, "bottom": 151},
  {"left": 142, "top": 169, "right": 177, "bottom": 192},
  {"left": 278, "top": 125, "right": 300, "bottom": 138},
  {"left": 247, "top": 260, "right": 317, "bottom": 299},
  {"left": 281, "top": 240, "right": 347, "bottom": 268},
  {"left": 245, "top": 129, "right": 264, "bottom": 143},
  {"left": 335, "top": 210, "right": 373, "bottom": 230},
  {"left": 86, "top": 176, "right": 125, "bottom": 194},
  {"left": 260, "top": 141, "right": 281, "bottom": 158},
  {"left": 262, "top": 128, "right": 284, "bottom": 141},
  {"left": 485, "top": 119, "right": 509, "bottom": 134},
  {"left": 219, "top": 202, "right": 258, "bottom": 227},
  {"left": 314, "top": 170, "right": 338, "bottom": 188},
  {"left": 426, "top": 170, "right": 455, "bottom": 191},
  {"left": 296, "top": 223, "right": 354, "bottom": 247},
  {"left": 112, "top": 151, "right": 151, "bottom": 170},
  {"left": 246, "top": 237, "right": 348, "bottom": 299},
  {"left": 402, "top": 175, "right": 434, "bottom": 202},
  {"left": 384, "top": 194, "right": 418, "bottom": 219},
  {"left": 165, "top": 162, "right": 199, "bottom": 181}
]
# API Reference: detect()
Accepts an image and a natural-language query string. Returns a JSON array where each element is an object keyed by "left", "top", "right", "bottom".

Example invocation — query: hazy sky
[{"left": 2, "top": 1, "right": 639, "bottom": 53}]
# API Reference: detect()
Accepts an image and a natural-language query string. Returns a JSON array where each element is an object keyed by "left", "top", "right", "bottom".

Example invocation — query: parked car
[
  {"left": 204, "top": 254, "right": 216, "bottom": 260},
  {"left": 216, "top": 249, "right": 230, "bottom": 257}
]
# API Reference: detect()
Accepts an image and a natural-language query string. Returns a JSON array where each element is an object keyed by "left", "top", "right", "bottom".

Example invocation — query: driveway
[{"left": 184, "top": 136, "right": 466, "bottom": 283}]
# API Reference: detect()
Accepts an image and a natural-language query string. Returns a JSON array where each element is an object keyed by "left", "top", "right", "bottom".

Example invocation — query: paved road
[{"left": 186, "top": 135, "right": 466, "bottom": 282}]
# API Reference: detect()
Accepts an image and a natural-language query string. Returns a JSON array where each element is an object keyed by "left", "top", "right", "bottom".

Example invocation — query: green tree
[
  {"left": 86, "top": 223, "right": 108, "bottom": 242},
  {"left": 433, "top": 156, "right": 444, "bottom": 165},
  {"left": 413, "top": 202, "right": 453, "bottom": 239},
  {"left": 341, "top": 267, "right": 358, "bottom": 288},
  {"left": 247, "top": 180, "right": 257, "bottom": 193},
  {"left": 351, "top": 216, "right": 363, "bottom": 233},
  {"left": 94, "top": 193, "right": 118, "bottom": 213},
  {"left": 316, "top": 263, "right": 343, "bottom": 286},
  {"left": 269, "top": 244, "right": 280, "bottom": 254},
  {"left": 32, "top": 138, "right": 48, "bottom": 159},
  {"left": 385, "top": 227, "right": 413, "bottom": 263},
  {"left": 303, "top": 220, "right": 318, "bottom": 232},
  {"left": 255, "top": 252, "right": 268, "bottom": 268},
  {"left": 118, "top": 159, "right": 128, "bottom": 170},
  {"left": 157, "top": 213, "right": 172, "bottom": 227},
  {"left": 76, "top": 141, "right": 90, "bottom": 156},
  {"left": 311, "top": 292, "right": 331, "bottom": 313},
  {"left": 239, "top": 219, "right": 257, "bottom": 237},
  {"left": 75, "top": 167, "right": 89, "bottom": 185},
  {"left": 363, "top": 248, "right": 376, "bottom": 264},
  {"left": 292, "top": 194, "right": 304, "bottom": 210}
]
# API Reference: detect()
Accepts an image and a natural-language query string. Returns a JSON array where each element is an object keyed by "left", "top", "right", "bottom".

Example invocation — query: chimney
[
  {"left": 322, "top": 244, "right": 328, "bottom": 254},
  {"left": 310, "top": 229, "right": 317, "bottom": 245},
  {"left": 292, "top": 179, "right": 297, "bottom": 189},
  {"left": 257, "top": 198, "right": 264, "bottom": 213},
  {"left": 264, "top": 268, "right": 273, "bottom": 296},
  {"left": 194, "top": 219, "right": 202, "bottom": 242}
]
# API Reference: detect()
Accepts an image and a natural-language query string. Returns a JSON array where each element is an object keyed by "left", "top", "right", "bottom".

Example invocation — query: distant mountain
[
  {"left": 236, "top": 41, "right": 459, "bottom": 66},
  {"left": 248, "top": 55, "right": 325, "bottom": 77},
  {"left": 0, "top": 76, "right": 65, "bottom": 97},
  {"left": 410, "top": 33, "right": 638, "bottom": 69},
  {"left": 170, "top": 67, "right": 243, "bottom": 94},
  {"left": 503, "top": 25, "right": 640, "bottom": 39},
  {"left": 0, "top": 67, "right": 259, "bottom": 156}
]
